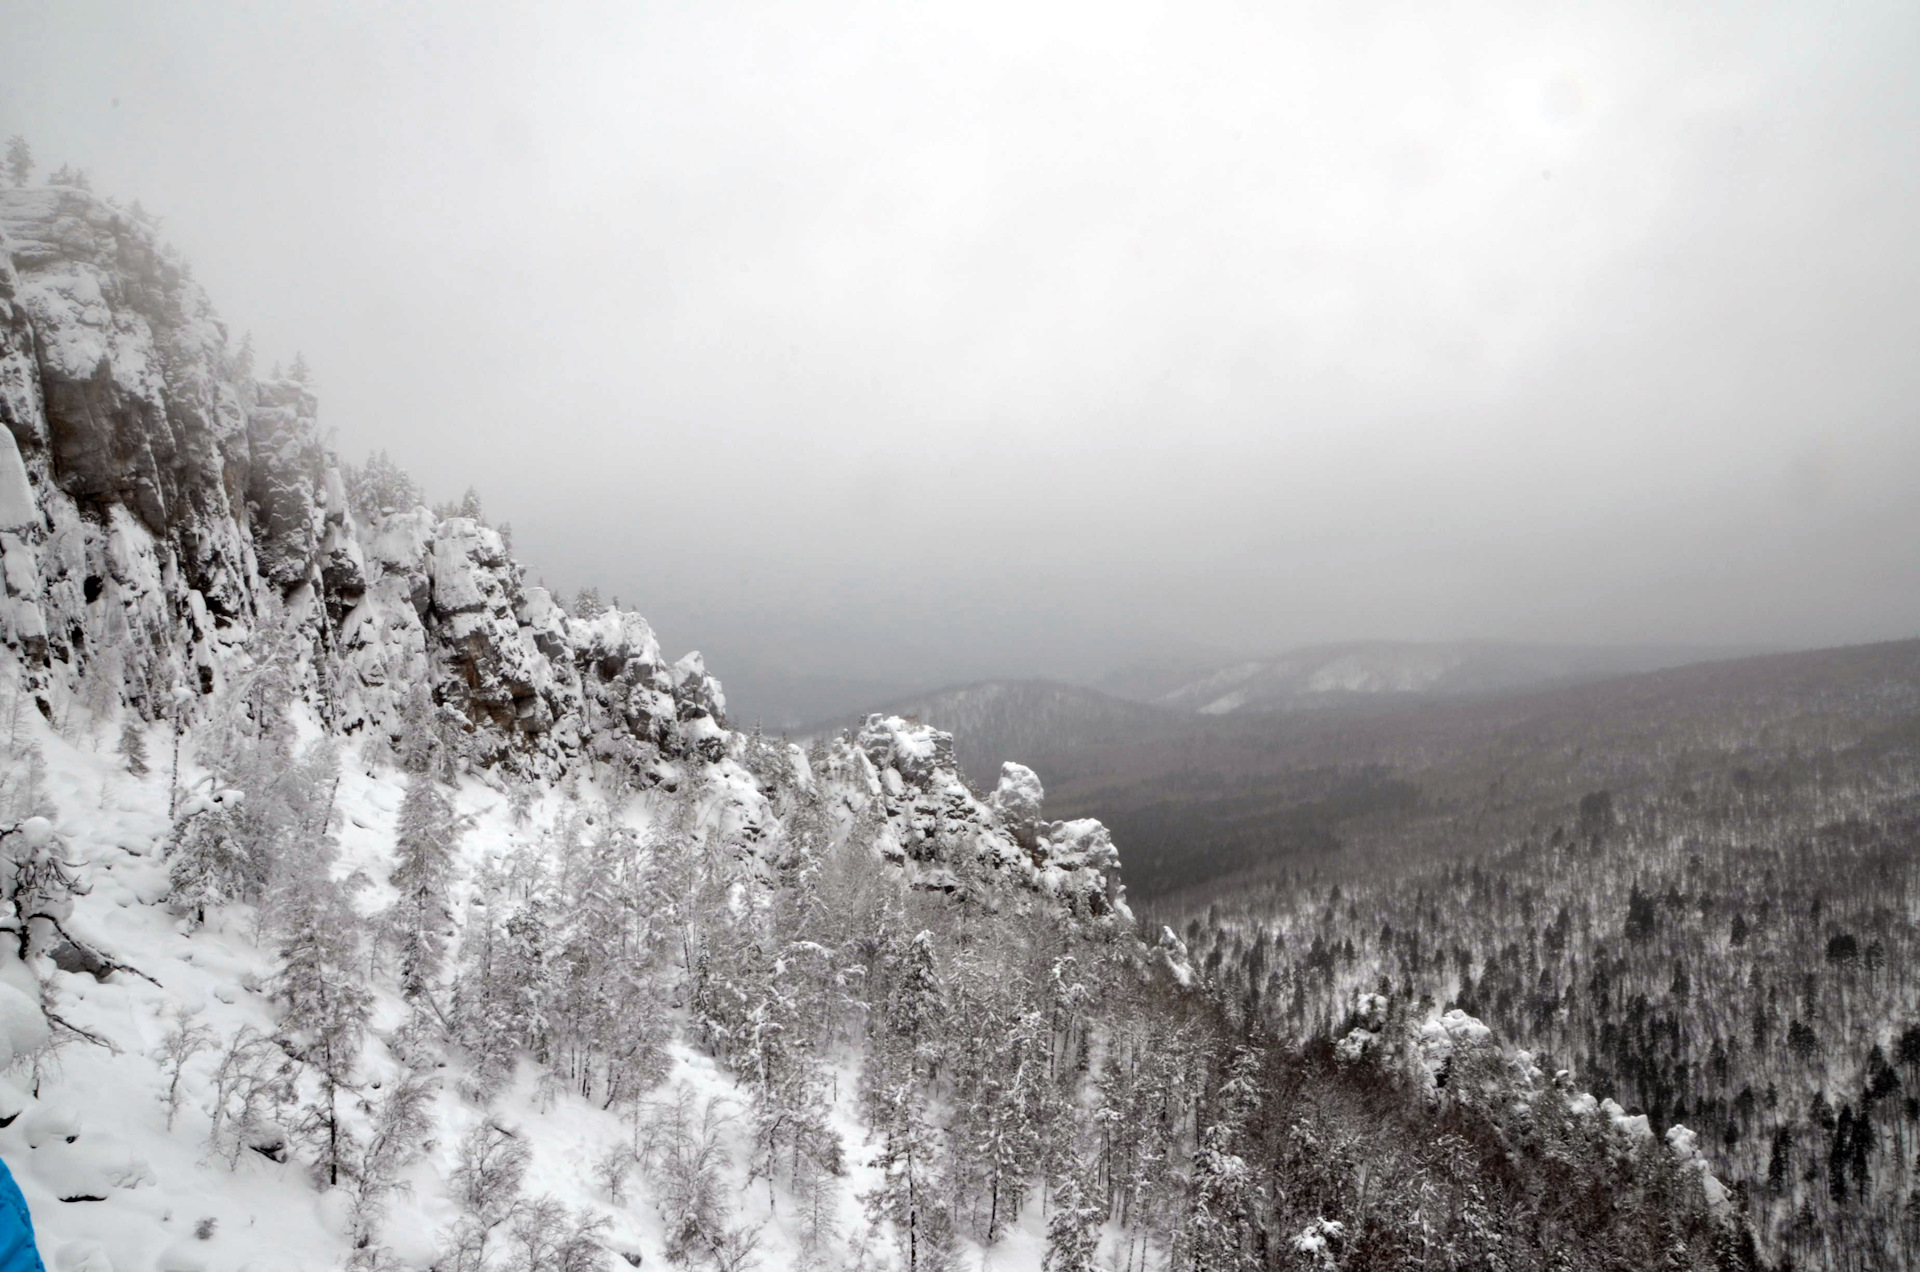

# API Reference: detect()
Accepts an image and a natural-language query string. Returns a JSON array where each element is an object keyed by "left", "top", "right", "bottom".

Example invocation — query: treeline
[
  {"left": 1047, "top": 640, "right": 1920, "bottom": 903},
  {"left": 1183, "top": 738, "right": 1920, "bottom": 1269},
  {"left": 9, "top": 632, "right": 1756, "bottom": 1270}
]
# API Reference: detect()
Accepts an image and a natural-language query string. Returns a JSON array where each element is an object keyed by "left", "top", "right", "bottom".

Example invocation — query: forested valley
[
  {"left": 1150, "top": 642, "right": 1920, "bottom": 1270},
  {"left": 0, "top": 177, "right": 1771, "bottom": 1269}
]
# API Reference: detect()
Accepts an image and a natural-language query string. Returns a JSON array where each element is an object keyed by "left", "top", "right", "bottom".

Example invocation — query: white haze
[{"left": 5, "top": 0, "right": 1919, "bottom": 720}]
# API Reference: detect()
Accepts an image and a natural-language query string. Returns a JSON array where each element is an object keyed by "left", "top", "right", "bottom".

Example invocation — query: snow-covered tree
[
  {"left": 1178, "top": 1048, "right": 1264, "bottom": 1272},
  {"left": 863, "top": 1079, "right": 952, "bottom": 1272},
  {"left": 168, "top": 734, "right": 336, "bottom": 925},
  {"left": 208, "top": 1026, "right": 297, "bottom": 1169},
  {"left": 4, "top": 135, "right": 29, "bottom": 187},
  {"left": 0, "top": 817, "right": 78, "bottom": 959},
  {"left": 638, "top": 1088, "right": 755, "bottom": 1267},
  {"left": 443, "top": 1120, "right": 530, "bottom": 1270},
  {"left": 156, "top": 1005, "right": 216, "bottom": 1131},
  {"left": 350, "top": 1069, "right": 439, "bottom": 1252},
  {"left": 389, "top": 768, "right": 462, "bottom": 1000},
  {"left": 344, "top": 450, "right": 423, "bottom": 521},
  {"left": 1044, "top": 1162, "right": 1106, "bottom": 1272},
  {"left": 277, "top": 868, "right": 372, "bottom": 1186},
  {"left": 890, "top": 929, "right": 943, "bottom": 1075},
  {"left": 116, "top": 719, "right": 150, "bottom": 776},
  {"left": 1, "top": 745, "right": 57, "bottom": 824},
  {"left": 506, "top": 1195, "right": 611, "bottom": 1272},
  {"left": 551, "top": 817, "right": 669, "bottom": 1107}
]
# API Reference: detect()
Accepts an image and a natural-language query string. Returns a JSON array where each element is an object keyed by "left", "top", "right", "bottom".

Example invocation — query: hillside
[
  {"left": 1126, "top": 640, "right": 1769, "bottom": 716},
  {"left": 0, "top": 180, "right": 1755, "bottom": 1271},
  {"left": 1042, "top": 639, "right": 1920, "bottom": 901},
  {"left": 1157, "top": 640, "right": 1920, "bottom": 1266}
]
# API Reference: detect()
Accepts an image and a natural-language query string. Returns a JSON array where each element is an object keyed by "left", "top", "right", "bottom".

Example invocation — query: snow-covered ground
[{"left": 1, "top": 699, "right": 1062, "bottom": 1272}]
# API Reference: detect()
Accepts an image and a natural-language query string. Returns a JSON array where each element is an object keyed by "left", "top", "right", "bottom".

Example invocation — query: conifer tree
[
  {"left": 264, "top": 738, "right": 368, "bottom": 1187},
  {"left": 4, "top": 136, "right": 30, "bottom": 187},
  {"left": 864, "top": 1079, "right": 950, "bottom": 1272},
  {"left": 117, "top": 719, "right": 150, "bottom": 776},
  {"left": 1179, "top": 1048, "right": 1264, "bottom": 1272},
  {"left": 278, "top": 869, "right": 372, "bottom": 1186},
  {"left": 1044, "top": 1162, "right": 1105, "bottom": 1272},
  {"left": 390, "top": 766, "right": 461, "bottom": 1000},
  {"left": 891, "top": 929, "right": 943, "bottom": 1075}
]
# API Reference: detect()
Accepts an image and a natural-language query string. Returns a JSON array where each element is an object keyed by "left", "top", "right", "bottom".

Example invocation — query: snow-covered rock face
[
  {"left": 0, "top": 187, "right": 1122, "bottom": 921},
  {"left": 848, "top": 715, "right": 1131, "bottom": 921},
  {"left": 990, "top": 761, "right": 1044, "bottom": 846},
  {"left": 0, "top": 188, "right": 263, "bottom": 701},
  {"left": 0, "top": 186, "right": 742, "bottom": 776}
]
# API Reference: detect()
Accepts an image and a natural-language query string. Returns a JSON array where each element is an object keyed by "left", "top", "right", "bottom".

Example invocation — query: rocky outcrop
[
  {"left": 0, "top": 183, "right": 1129, "bottom": 921},
  {"left": 0, "top": 187, "right": 260, "bottom": 710},
  {"left": 844, "top": 714, "right": 1130, "bottom": 920},
  {"left": 244, "top": 378, "right": 328, "bottom": 592},
  {"left": 0, "top": 184, "right": 734, "bottom": 770}
]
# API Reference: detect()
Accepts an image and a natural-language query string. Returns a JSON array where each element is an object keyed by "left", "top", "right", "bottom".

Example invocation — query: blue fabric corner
[{"left": 0, "top": 1158, "right": 44, "bottom": 1272}]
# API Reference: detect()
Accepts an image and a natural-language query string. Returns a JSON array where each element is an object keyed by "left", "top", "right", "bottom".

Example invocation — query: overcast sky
[{"left": 5, "top": 0, "right": 1919, "bottom": 719}]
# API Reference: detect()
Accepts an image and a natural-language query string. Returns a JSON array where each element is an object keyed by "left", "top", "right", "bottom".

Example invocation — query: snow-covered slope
[
  {"left": 0, "top": 180, "right": 1744, "bottom": 1272},
  {"left": 0, "top": 680, "right": 1129, "bottom": 1270},
  {"left": 0, "top": 182, "right": 1135, "bottom": 1270}
]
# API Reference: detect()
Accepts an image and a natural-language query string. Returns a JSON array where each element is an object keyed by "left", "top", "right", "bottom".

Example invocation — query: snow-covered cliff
[
  {"left": 0, "top": 185, "right": 724, "bottom": 770},
  {"left": 0, "top": 183, "right": 1124, "bottom": 915}
]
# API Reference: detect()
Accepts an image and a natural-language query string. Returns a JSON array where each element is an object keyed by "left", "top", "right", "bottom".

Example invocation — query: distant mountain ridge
[
  {"left": 1109, "top": 639, "right": 1777, "bottom": 715},
  {"left": 810, "top": 642, "right": 1779, "bottom": 790}
]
